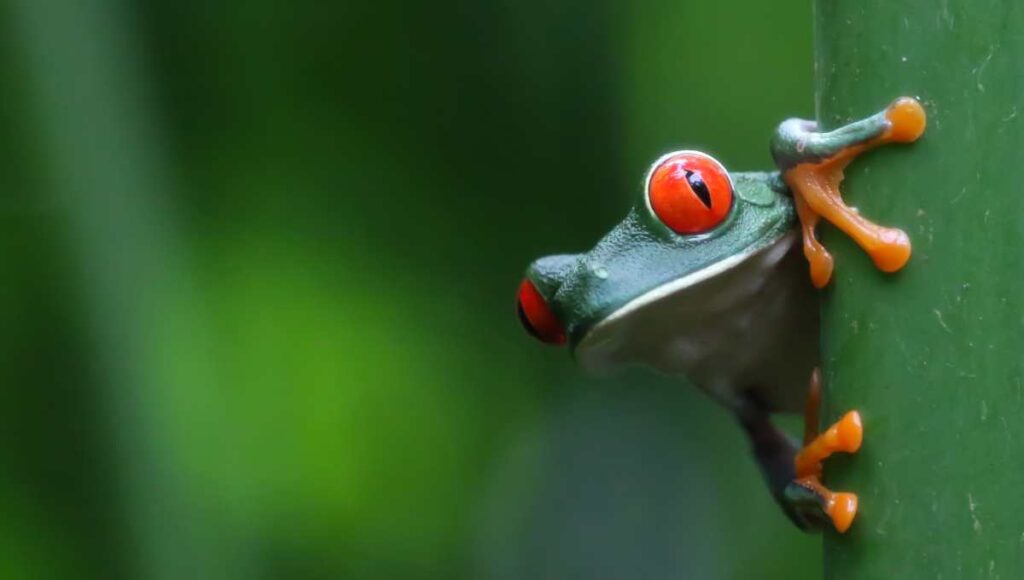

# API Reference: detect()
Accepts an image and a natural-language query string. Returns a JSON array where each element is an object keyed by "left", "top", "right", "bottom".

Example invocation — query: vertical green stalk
[{"left": 816, "top": 1, "right": 1024, "bottom": 577}]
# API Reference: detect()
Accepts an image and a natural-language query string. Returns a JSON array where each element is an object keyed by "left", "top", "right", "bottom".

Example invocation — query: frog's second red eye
[
  {"left": 517, "top": 279, "right": 566, "bottom": 345},
  {"left": 647, "top": 151, "right": 733, "bottom": 235}
]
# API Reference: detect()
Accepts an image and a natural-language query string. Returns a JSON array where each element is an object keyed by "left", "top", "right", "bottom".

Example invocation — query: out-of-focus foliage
[{"left": 1, "top": 0, "right": 818, "bottom": 578}]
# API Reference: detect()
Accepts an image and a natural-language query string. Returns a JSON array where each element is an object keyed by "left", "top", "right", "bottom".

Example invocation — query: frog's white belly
[{"left": 575, "top": 232, "right": 818, "bottom": 414}]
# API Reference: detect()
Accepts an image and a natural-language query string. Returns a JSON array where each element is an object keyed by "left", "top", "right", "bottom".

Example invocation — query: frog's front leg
[
  {"left": 737, "top": 370, "right": 863, "bottom": 533},
  {"left": 771, "top": 97, "right": 927, "bottom": 288}
]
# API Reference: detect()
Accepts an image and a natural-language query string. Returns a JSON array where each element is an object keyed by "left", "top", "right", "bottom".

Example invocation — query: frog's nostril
[{"left": 516, "top": 279, "right": 566, "bottom": 345}]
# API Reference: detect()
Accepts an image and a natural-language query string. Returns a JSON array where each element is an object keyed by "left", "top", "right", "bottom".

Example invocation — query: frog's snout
[{"left": 516, "top": 254, "right": 578, "bottom": 346}]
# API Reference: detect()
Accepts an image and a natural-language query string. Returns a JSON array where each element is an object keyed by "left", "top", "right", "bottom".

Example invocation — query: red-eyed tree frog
[{"left": 517, "top": 98, "right": 926, "bottom": 533}]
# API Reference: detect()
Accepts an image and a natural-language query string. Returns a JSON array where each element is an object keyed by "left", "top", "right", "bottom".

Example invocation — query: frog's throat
[{"left": 576, "top": 231, "right": 797, "bottom": 356}]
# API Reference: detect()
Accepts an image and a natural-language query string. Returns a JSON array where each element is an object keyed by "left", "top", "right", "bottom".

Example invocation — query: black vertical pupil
[{"left": 684, "top": 169, "right": 713, "bottom": 209}]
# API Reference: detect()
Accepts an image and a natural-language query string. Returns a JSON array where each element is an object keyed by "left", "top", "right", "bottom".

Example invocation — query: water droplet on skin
[{"left": 593, "top": 266, "right": 609, "bottom": 279}]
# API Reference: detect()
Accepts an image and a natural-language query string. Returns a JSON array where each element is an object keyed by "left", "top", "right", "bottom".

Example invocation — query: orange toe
[
  {"left": 836, "top": 411, "right": 864, "bottom": 453},
  {"left": 828, "top": 492, "right": 859, "bottom": 533},
  {"left": 869, "top": 228, "right": 912, "bottom": 273},
  {"left": 885, "top": 97, "right": 927, "bottom": 143},
  {"left": 809, "top": 251, "right": 835, "bottom": 289}
]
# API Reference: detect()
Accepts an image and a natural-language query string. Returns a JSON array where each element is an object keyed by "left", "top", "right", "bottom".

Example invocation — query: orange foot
[
  {"left": 783, "top": 97, "right": 926, "bottom": 288},
  {"left": 789, "top": 370, "right": 864, "bottom": 533}
]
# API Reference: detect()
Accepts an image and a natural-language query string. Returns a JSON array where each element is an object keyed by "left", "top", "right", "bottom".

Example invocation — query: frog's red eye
[
  {"left": 647, "top": 151, "right": 733, "bottom": 234},
  {"left": 516, "top": 279, "right": 566, "bottom": 345}
]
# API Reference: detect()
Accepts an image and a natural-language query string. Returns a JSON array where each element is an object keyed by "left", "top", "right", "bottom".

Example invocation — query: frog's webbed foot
[
  {"left": 736, "top": 371, "right": 863, "bottom": 533},
  {"left": 772, "top": 97, "right": 927, "bottom": 287},
  {"left": 788, "top": 369, "right": 863, "bottom": 533}
]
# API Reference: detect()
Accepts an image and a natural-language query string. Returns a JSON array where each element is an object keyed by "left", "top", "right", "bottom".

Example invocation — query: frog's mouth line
[{"left": 574, "top": 231, "right": 798, "bottom": 358}]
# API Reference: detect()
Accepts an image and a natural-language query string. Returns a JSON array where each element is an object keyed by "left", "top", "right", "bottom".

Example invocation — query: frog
[{"left": 516, "top": 97, "right": 926, "bottom": 532}]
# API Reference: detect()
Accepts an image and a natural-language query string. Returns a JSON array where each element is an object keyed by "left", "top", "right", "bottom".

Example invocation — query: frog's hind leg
[
  {"left": 735, "top": 379, "right": 861, "bottom": 533},
  {"left": 735, "top": 371, "right": 864, "bottom": 533},
  {"left": 773, "top": 97, "right": 926, "bottom": 287},
  {"left": 734, "top": 393, "right": 807, "bottom": 529},
  {"left": 792, "top": 369, "right": 863, "bottom": 533}
]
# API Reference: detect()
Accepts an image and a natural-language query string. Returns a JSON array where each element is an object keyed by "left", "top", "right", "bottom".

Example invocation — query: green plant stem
[{"left": 815, "top": 1, "right": 1024, "bottom": 577}]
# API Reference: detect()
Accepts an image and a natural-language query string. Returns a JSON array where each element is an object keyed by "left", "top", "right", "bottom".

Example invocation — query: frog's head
[{"left": 517, "top": 151, "right": 797, "bottom": 373}]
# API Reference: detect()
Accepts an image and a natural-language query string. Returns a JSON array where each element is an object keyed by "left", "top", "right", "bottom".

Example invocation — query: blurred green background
[{"left": 1, "top": 0, "right": 820, "bottom": 578}]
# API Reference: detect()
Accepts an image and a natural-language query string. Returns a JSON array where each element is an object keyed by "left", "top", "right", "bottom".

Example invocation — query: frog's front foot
[
  {"left": 785, "top": 370, "right": 864, "bottom": 533},
  {"left": 774, "top": 97, "right": 927, "bottom": 287}
]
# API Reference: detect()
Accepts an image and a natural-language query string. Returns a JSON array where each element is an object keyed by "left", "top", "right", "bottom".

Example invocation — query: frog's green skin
[
  {"left": 525, "top": 163, "right": 822, "bottom": 527},
  {"left": 524, "top": 107, "right": 899, "bottom": 412},
  {"left": 527, "top": 168, "right": 816, "bottom": 413},
  {"left": 521, "top": 105, "right": 904, "bottom": 532}
]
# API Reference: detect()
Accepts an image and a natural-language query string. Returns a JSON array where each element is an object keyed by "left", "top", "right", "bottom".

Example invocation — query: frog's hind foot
[
  {"left": 788, "top": 370, "right": 864, "bottom": 533},
  {"left": 784, "top": 477, "right": 859, "bottom": 533},
  {"left": 791, "top": 410, "right": 863, "bottom": 532},
  {"left": 776, "top": 97, "right": 926, "bottom": 287},
  {"left": 735, "top": 374, "right": 863, "bottom": 534}
]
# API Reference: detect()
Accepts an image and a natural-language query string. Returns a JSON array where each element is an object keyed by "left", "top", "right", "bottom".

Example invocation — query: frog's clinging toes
[
  {"left": 516, "top": 97, "right": 926, "bottom": 533},
  {"left": 775, "top": 96, "right": 927, "bottom": 287}
]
